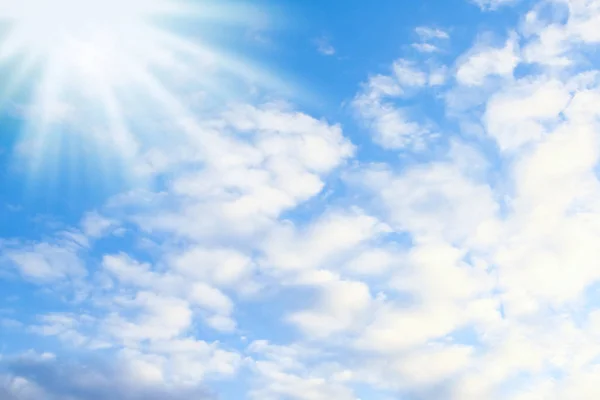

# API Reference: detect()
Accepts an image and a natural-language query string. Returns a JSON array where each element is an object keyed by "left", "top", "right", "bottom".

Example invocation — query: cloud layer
[{"left": 4, "top": 0, "right": 600, "bottom": 399}]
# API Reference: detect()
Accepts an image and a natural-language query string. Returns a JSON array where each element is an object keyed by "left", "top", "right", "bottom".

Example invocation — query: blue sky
[{"left": 2, "top": 0, "right": 600, "bottom": 399}]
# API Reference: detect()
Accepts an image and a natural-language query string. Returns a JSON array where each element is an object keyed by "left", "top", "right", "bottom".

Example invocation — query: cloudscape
[{"left": 1, "top": 0, "right": 600, "bottom": 399}]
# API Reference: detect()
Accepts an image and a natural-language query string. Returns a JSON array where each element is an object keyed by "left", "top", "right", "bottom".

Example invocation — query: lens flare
[{"left": 0, "top": 0, "right": 278, "bottom": 184}]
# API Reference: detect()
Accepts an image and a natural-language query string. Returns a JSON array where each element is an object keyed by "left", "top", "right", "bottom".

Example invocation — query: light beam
[{"left": 0, "top": 0, "right": 278, "bottom": 185}]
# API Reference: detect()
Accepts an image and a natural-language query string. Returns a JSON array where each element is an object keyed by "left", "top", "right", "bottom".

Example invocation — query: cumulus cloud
[
  {"left": 247, "top": 341, "right": 356, "bottom": 400},
  {"left": 456, "top": 36, "right": 520, "bottom": 86},
  {"left": 352, "top": 148, "right": 498, "bottom": 245},
  {"left": 288, "top": 279, "right": 372, "bottom": 338},
  {"left": 483, "top": 78, "right": 572, "bottom": 150},
  {"left": 135, "top": 103, "right": 354, "bottom": 240},
  {"left": 261, "top": 209, "right": 388, "bottom": 274}
]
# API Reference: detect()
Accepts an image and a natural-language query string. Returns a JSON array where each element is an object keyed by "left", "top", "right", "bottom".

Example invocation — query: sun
[
  {"left": 0, "top": 0, "right": 194, "bottom": 174},
  {"left": 0, "top": 0, "right": 273, "bottom": 182},
  {"left": 0, "top": 0, "right": 184, "bottom": 65}
]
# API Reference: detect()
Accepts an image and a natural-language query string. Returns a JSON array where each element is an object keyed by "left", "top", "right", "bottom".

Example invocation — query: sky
[{"left": 2, "top": 0, "right": 600, "bottom": 399}]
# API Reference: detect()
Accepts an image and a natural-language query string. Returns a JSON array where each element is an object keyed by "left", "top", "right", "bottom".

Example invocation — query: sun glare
[
  {"left": 0, "top": 0, "right": 272, "bottom": 183},
  {"left": 0, "top": 0, "right": 181, "bottom": 62}
]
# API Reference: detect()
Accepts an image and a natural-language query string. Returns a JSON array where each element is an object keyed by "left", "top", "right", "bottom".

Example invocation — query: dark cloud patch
[{"left": 0, "top": 353, "right": 216, "bottom": 400}]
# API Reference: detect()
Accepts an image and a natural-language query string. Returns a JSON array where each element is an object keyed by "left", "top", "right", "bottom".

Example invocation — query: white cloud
[
  {"left": 456, "top": 37, "right": 520, "bottom": 86},
  {"left": 392, "top": 60, "right": 428, "bottom": 87},
  {"left": 412, "top": 42, "right": 440, "bottom": 53},
  {"left": 413, "top": 26, "right": 449, "bottom": 53},
  {"left": 484, "top": 78, "right": 572, "bottom": 150},
  {"left": 189, "top": 282, "right": 234, "bottom": 316},
  {"left": 353, "top": 58, "right": 448, "bottom": 149},
  {"left": 472, "top": 0, "right": 520, "bottom": 10},
  {"left": 81, "top": 211, "right": 118, "bottom": 238},
  {"left": 429, "top": 66, "right": 449, "bottom": 86},
  {"left": 102, "top": 253, "right": 238, "bottom": 332},
  {"left": 170, "top": 247, "right": 254, "bottom": 288},
  {"left": 522, "top": 23, "right": 571, "bottom": 66},
  {"left": 261, "top": 209, "right": 388, "bottom": 273},
  {"left": 522, "top": 0, "right": 600, "bottom": 66},
  {"left": 205, "top": 314, "right": 237, "bottom": 332},
  {"left": 391, "top": 240, "right": 493, "bottom": 305},
  {"left": 247, "top": 341, "right": 356, "bottom": 400},
  {"left": 27, "top": 309, "right": 242, "bottom": 388},
  {"left": 355, "top": 305, "right": 464, "bottom": 353},
  {"left": 28, "top": 313, "right": 92, "bottom": 347},
  {"left": 143, "top": 339, "right": 242, "bottom": 383},
  {"left": 103, "top": 253, "right": 157, "bottom": 287},
  {"left": 492, "top": 90, "right": 600, "bottom": 309},
  {"left": 395, "top": 344, "right": 474, "bottom": 385},
  {"left": 354, "top": 157, "right": 498, "bottom": 244},
  {"left": 288, "top": 279, "right": 372, "bottom": 338},
  {"left": 249, "top": 360, "right": 356, "bottom": 400},
  {"left": 353, "top": 242, "right": 497, "bottom": 354},
  {"left": 353, "top": 94, "right": 429, "bottom": 149},
  {"left": 415, "top": 27, "right": 449, "bottom": 40},
  {"left": 104, "top": 292, "right": 193, "bottom": 343},
  {"left": 354, "top": 343, "right": 474, "bottom": 391},
  {"left": 138, "top": 103, "right": 354, "bottom": 240},
  {"left": 343, "top": 247, "right": 401, "bottom": 276},
  {"left": 2, "top": 241, "right": 86, "bottom": 282}
]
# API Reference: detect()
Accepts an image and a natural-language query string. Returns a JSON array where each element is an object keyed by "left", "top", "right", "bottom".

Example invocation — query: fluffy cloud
[
  {"left": 247, "top": 341, "right": 356, "bottom": 400},
  {"left": 134, "top": 103, "right": 353, "bottom": 240},
  {"left": 483, "top": 78, "right": 572, "bottom": 150},
  {"left": 353, "top": 149, "right": 498, "bottom": 245},
  {"left": 522, "top": 0, "right": 600, "bottom": 66},
  {"left": 456, "top": 36, "right": 520, "bottom": 86},
  {"left": 80, "top": 211, "right": 119, "bottom": 238},
  {"left": 260, "top": 209, "right": 388, "bottom": 274},
  {"left": 353, "top": 59, "right": 446, "bottom": 149},
  {"left": 0, "top": 102, "right": 356, "bottom": 399},
  {"left": 288, "top": 279, "right": 372, "bottom": 338},
  {"left": 170, "top": 247, "right": 253, "bottom": 288},
  {"left": 1, "top": 240, "right": 86, "bottom": 283}
]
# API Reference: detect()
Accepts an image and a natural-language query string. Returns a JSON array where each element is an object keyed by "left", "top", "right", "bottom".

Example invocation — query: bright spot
[
  {"left": 0, "top": 0, "right": 188, "bottom": 83},
  {"left": 0, "top": 0, "right": 274, "bottom": 184},
  {"left": 0, "top": 0, "right": 180, "bottom": 61}
]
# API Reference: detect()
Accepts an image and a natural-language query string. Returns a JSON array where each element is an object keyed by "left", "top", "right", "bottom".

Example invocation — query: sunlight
[
  {"left": 0, "top": 0, "right": 184, "bottom": 60},
  {"left": 0, "top": 0, "right": 275, "bottom": 184}
]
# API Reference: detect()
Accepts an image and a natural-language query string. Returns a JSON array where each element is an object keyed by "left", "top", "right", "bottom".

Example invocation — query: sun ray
[
  {"left": 0, "top": 0, "right": 279, "bottom": 187},
  {"left": 0, "top": 53, "right": 38, "bottom": 107}
]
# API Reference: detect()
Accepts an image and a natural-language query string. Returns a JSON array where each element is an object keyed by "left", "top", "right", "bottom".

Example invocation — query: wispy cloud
[
  {"left": 471, "top": 0, "right": 521, "bottom": 10},
  {"left": 315, "top": 36, "right": 336, "bottom": 56},
  {"left": 412, "top": 26, "right": 449, "bottom": 53}
]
